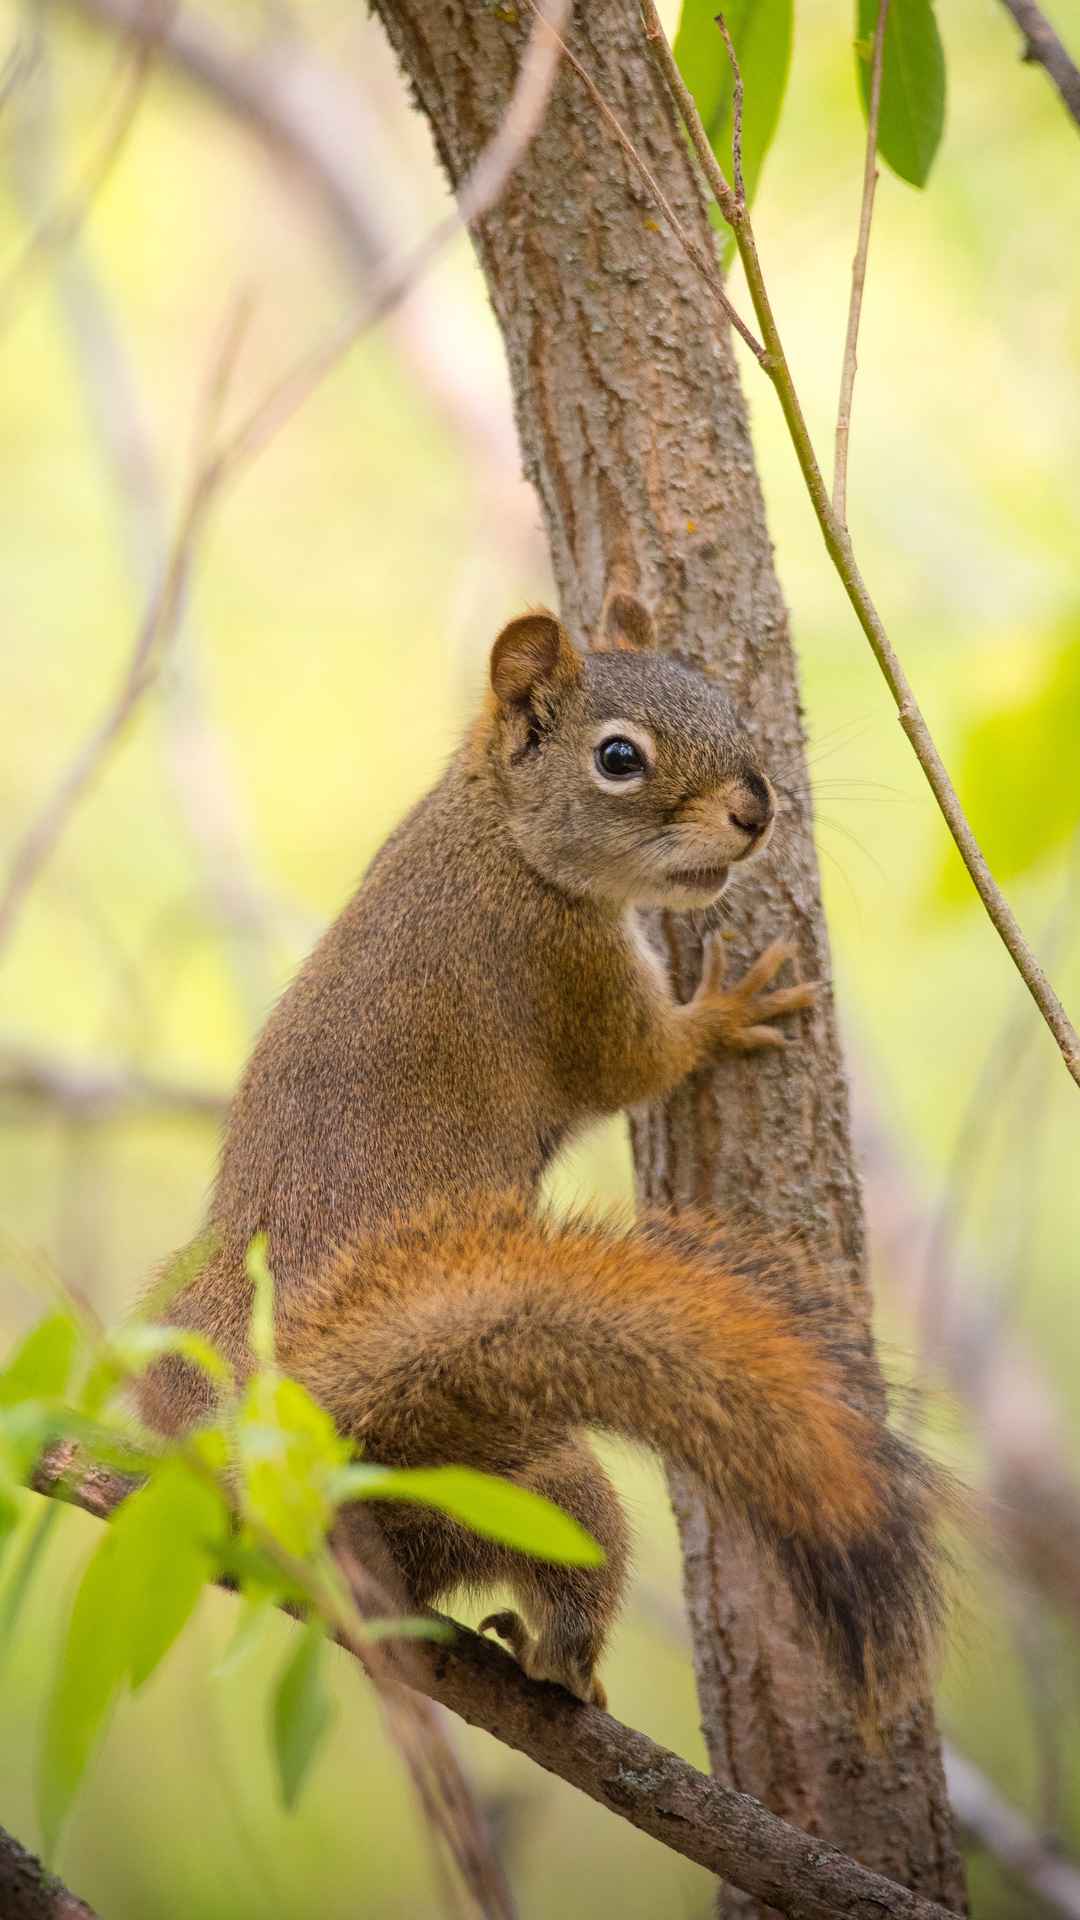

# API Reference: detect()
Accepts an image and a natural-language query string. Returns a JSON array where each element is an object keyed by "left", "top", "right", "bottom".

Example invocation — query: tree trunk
[{"left": 370, "top": 2, "right": 966, "bottom": 1910}]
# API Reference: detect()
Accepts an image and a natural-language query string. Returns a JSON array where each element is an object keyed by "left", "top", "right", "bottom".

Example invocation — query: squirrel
[{"left": 147, "top": 590, "right": 951, "bottom": 1717}]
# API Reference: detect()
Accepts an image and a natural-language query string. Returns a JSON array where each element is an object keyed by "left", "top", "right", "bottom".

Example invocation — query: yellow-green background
[{"left": 2, "top": 0, "right": 1079, "bottom": 1911}]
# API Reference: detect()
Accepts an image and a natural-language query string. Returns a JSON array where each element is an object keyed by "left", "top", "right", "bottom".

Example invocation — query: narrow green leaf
[
  {"left": 347, "top": 1465, "right": 605, "bottom": 1566},
  {"left": 0, "top": 1501, "right": 60, "bottom": 1645},
  {"left": 110, "top": 1463, "right": 222, "bottom": 1690},
  {"left": 0, "top": 1314, "right": 79, "bottom": 1410},
  {"left": 856, "top": 0, "right": 945, "bottom": 188},
  {"left": 272, "top": 1618, "right": 335, "bottom": 1811},
  {"left": 214, "top": 1593, "right": 275, "bottom": 1678},
  {"left": 245, "top": 1235, "right": 276, "bottom": 1366},
  {"left": 674, "top": 0, "right": 794, "bottom": 221},
  {"left": 38, "top": 1533, "right": 132, "bottom": 1854},
  {"left": 238, "top": 1374, "right": 348, "bottom": 1559}
]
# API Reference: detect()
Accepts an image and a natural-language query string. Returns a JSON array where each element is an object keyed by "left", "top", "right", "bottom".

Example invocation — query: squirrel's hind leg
[{"left": 480, "top": 1441, "right": 630, "bottom": 1709}]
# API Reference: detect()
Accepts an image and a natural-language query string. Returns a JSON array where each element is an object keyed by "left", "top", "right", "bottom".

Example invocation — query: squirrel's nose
[{"left": 728, "top": 770, "right": 775, "bottom": 841}]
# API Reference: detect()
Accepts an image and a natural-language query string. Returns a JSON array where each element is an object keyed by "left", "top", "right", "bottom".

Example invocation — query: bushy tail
[{"left": 283, "top": 1197, "right": 955, "bottom": 1714}]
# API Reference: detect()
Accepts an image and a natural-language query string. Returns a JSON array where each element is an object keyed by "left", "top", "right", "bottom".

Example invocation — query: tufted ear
[
  {"left": 490, "top": 610, "right": 582, "bottom": 707},
  {"left": 591, "top": 590, "right": 657, "bottom": 654}
]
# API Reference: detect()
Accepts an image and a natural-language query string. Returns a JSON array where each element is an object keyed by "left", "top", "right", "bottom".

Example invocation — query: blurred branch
[
  {"left": 852, "top": 1064, "right": 1080, "bottom": 1624},
  {"left": 0, "top": 297, "right": 250, "bottom": 961},
  {"left": 634, "top": 0, "right": 1080, "bottom": 1091},
  {"left": 55, "top": 0, "right": 543, "bottom": 553},
  {"left": 995, "top": 0, "right": 1080, "bottom": 128},
  {"left": 29, "top": 1460, "right": 956, "bottom": 1920},
  {"left": 0, "top": 0, "right": 163, "bottom": 330},
  {"left": 6, "top": 32, "right": 297, "bottom": 1018},
  {"left": 0, "top": 1822, "right": 99, "bottom": 1920},
  {"left": 945, "top": 1747, "right": 1080, "bottom": 1919},
  {"left": 833, "top": 0, "right": 889, "bottom": 521},
  {"left": 0, "top": 1042, "right": 227, "bottom": 1121}
]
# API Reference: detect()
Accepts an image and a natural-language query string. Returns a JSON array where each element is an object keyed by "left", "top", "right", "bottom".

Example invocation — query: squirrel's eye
[{"left": 596, "top": 736, "right": 646, "bottom": 780}]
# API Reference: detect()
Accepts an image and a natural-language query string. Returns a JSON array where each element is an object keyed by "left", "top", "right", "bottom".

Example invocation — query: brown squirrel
[{"left": 149, "top": 592, "right": 950, "bottom": 1716}]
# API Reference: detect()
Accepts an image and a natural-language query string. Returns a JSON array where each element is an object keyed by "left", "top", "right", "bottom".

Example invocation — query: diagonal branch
[
  {"left": 995, "top": 0, "right": 1080, "bottom": 128},
  {"left": 29, "top": 1463, "right": 958, "bottom": 1920},
  {"left": 946, "top": 1747, "right": 1080, "bottom": 1918}
]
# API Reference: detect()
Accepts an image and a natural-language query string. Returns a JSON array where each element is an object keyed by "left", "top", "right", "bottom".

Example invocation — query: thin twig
[
  {"left": 945, "top": 1747, "right": 1080, "bottom": 1919},
  {"left": 995, "top": 0, "right": 1080, "bottom": 129},
  {"left": 578, "top": 0, "right": 761, "bottom": 354},
  {"left": 833, "top": 0, "right": 890, "bottom": 522},
  {"left": 28, "top": 1462, "right": 958, "bottom": 1920},
  {"left": 713, "top": 14, "right": 745, "bottom": 210},
  {"left": 0, "top": 299, "right": 250, "bottom": 959},
  {"left": 636, "top": 5, "right": 1080, "bottom": 1088}
]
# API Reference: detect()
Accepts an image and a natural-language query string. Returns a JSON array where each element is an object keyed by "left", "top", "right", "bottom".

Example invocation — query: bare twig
[
  {"left": 634, "top": 3, "right": 1080, "bottom": 1088},
  {"left": 0, "top": 1042, "right": 227, "bottom": 1121},
  {"left": 576, "top": 0, "right": 761, "bottom": 354},
  {"left": 834, "top": 0, "right": 890, "bottom": 522},
  {"left": 945, "top": 1747, "right": 1080, "bottom": 1919},
  {"left": 0, "top": 1821, "right": 99, "bottom": 1920},
  {"left": 995, "top": 0, "right": 1080, "bottom": 128},
  {"left": 28, "top": 1463, "right": 958, "bottom": 1920},
  {"left": 0, "top": 300, "right": 250, "bottom": 959}
]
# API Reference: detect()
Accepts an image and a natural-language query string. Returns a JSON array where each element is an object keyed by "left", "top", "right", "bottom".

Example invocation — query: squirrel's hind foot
[{"left": 479, "top": 1608, "right": 607, "bottom": 1709}]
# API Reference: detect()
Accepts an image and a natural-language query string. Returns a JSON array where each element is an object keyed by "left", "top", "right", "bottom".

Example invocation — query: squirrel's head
[{"left": 482, "top": 594, "right": 776, "bottom": 910}]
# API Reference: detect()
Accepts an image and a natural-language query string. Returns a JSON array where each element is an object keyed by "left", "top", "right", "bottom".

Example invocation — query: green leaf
[
  {"left": 109, "top": 1463, "right": 222, "bottom": 1690},
  {"left": 933, "top": 630, "right": 1080, "bottom": 907},
  {"left": 238, "top": 1374, "right": 349, "bottom": 1558},
  {"left": 245, "top": 1234, "right": 276, "bottom": 1367},
  {"left": 674, "top": 0, "right": 793, "bottom": 222},
  {"left": 39, "top": 1532, "right": 132, "bottom": 1854},
  {"left": 342, "top": 1465, "right": 605, "bottom": 1566},
  {"left": 856, "top": 0, "right": 946, "bottom": 188},
  {"left": 0, "top": 1314, "right": 79, "bottom": 1410},
  {"left": 214, "top": 1592, "right": 275, "bottom": 1678},
  {"left": 272, "top": 1617, "right": 335, "bottom": 1811}
]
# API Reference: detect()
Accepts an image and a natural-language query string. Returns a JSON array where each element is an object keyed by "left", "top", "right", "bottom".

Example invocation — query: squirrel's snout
[{"left": 727, "top": 770, "right": 776, "bottom": 848}]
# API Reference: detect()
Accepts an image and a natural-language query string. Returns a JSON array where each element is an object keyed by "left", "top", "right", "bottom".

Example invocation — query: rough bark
[
  {"left": 371, "top": 2, "right": 966, "bottom": 1911},
  {"left": 0, "top": 1826, "right": 99, "bottom": 1920}
]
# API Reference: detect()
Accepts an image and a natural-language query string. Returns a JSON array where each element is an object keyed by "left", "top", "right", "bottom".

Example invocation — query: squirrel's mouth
[{"left": 664, "top": 863, "right": 730, "bottom": 892}]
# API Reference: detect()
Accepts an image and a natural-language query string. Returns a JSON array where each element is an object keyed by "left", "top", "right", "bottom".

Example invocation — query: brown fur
[{"left": 147, "top": 598, "right": 951, "bottom": 1715}]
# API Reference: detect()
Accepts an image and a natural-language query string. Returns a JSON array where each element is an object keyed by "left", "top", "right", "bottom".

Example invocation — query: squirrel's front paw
[
  {"left": 694, "top": 937, "right": 818, "bottom": 1053},
  {"left": 479, "top": 1610, "right": 607, "bottom": 1708}
]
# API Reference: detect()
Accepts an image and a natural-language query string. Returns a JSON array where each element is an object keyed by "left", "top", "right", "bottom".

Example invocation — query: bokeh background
[{"left": 2, "top": 0, "right": 1079, "bottom": 1912}]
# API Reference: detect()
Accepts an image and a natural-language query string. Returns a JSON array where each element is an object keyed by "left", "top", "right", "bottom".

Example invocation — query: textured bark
[
  {"left": 371, "top": 2, "right": 965, "bottom": 1911},
  {"left": 0, "top": 1825, "right": 99, "bottom": 1920}
]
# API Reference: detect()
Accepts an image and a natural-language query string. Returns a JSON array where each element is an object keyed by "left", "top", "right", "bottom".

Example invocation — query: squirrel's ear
[
  {"left": 490, "top": 611, "right": 582, "bottom": 707},
  {"left": 592, "top": 591, "right": 657, "bottom": 654}
]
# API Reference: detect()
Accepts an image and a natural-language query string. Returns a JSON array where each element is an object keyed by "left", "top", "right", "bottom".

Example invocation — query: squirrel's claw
[
  {"left": 479, "top": 1609, "right": 606, "bottom": 1708},
  {"left": 695, "top": 936, "right": 819, "bottom": 1054}
]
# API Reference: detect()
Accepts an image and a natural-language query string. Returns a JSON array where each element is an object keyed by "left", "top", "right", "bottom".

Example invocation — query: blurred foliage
[{"left": 1, "top": 0, "right": 1079, "bottom": 1912}]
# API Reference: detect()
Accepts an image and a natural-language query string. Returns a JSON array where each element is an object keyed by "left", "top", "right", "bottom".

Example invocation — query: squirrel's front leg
[{"left": 680, "top": 937, "right": 818, "bottom": 1059}]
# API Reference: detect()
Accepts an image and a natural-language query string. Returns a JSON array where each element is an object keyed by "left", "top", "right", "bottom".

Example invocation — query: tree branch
[
  {"left": 28, "top": 1466, "right": 959, "bottom": 1920},
  {"left": 0, "top": 1823, "right": 99, "bottom": 1920},
  {"left": 995, "top": 0, "right": 1080, "bottom": 128}
]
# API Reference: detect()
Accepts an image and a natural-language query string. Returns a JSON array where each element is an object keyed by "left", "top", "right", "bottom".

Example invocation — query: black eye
[{"left": 596, "top": 736, "right": 646, "bottom": 780}]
